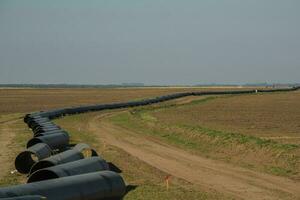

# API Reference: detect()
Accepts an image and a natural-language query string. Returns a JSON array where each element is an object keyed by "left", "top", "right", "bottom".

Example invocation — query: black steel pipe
[
  {"left": 28, "top": 157, "right": 109, "bottom": 183},
  {"left": 32, "top": 126, "right": 61, "bottom": 134},
  {"left": 29, "top": 149, "right": 83, "bottom": 174},
  {"left": 0, "top": 195, "right": 47, "bottom": 200},
  {"left": 24, "top": 87, "right": 300, "bottom": 122},
  {"left": 24, "top": 113, "right": 43, "bottom": 123},
  {"left": 0, "top": 171, "right": 126, "bottom": 200},
  {"left": 26, "top": 118, "right": 44, "bottom": 126},
  {"left": 72, "top": 143, "right": 98, "bottom": 157},
  {"left": 34, "top": 130, "right": 68, "bottom": 138},
  {"left": 15, "top": 86, "right": 299, "bottom": 199},
  {"left": 32, "top": 127, "right": 60, "bottom": 134},
  {"left": 33, "top": 127, "right": 61, "bottom": 135},
  {"left": 15, "top": 143, "right": 52, "bottom": 174},
  {"left": 29, "top": 143, "right": 98, "bottom": 174},
  {"left": 27, "top": 132, "right": 69, "bottom": 151},
  {"left": 30, "top": 122, "right": 58, "bottom": 130},
  {"left": 38, "top": 109, "right": 67, "bottom": 119},
  {"left": 28, "top": 120, "right": 52, "bottom": 129}
]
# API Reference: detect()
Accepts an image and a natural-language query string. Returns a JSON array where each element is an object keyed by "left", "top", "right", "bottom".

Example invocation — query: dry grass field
[
  {"left": 0, "top": 88, "right": 191, "bottom": 114},
  {"left": 153, "top": 92, "right": 300, "bottom": 141},
  {"left": 0, "top": 87, "right": 257, "bottom": 114},
  {"left": 108, "top": 91, "right": 300, "bottom": 177},
  {"left": 0, "top": 87, "right": 299, "bottom": 200}
]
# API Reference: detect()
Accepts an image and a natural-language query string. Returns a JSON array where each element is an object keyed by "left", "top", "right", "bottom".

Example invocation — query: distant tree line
[
  {"left": 0, "top": 83, "right": 146, "bottom": 88},
  {"left": 0, "top": 83, "right": 298, "bottom": 88}
]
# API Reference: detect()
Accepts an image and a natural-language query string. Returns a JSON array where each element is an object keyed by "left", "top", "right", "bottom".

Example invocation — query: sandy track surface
[{"left": 88, "top": 113, "right": 300, "bottom": 200}]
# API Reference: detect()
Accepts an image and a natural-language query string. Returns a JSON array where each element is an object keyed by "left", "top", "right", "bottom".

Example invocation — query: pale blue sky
[{"left": 0, "top": 0, "right": 299, "bottom": 85}]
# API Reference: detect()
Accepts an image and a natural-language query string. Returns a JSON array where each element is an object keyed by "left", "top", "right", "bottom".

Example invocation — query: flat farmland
[
  {"left": 152, "top": 91, "right": 300, "bottom": 142},
  {"left": 0, "top": 87, "right": 299, "bottom": 200},
  {"left": 0, "top": 87, "right": 256, "bottom": 114},
  {"left": 0, "top": 87, "right": 190, "bottom": 114},
  {"left": 106, "top": 90, "right": 300, "bottom": 197},
  {"left": 0, "top": 87, "right": 244, "bottom": 200}
]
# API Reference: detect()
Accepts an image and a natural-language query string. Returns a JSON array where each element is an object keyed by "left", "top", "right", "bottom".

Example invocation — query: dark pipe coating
[
  {"left": 0, "top": 171, "right": 126, "bottom": 200},
  {"left": 15, "top": 143, "right": 52, "bottom": 174},
  {"left": 28, "top": 157, "right": 109, "bottom": 183},
  {"left": 27, "top": 132, "right": 69, "bottom": 151}
]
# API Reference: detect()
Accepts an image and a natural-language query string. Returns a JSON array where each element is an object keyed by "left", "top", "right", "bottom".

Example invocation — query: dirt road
[{"left": 88, "top": 113, "right": 300, "bottom": 200}]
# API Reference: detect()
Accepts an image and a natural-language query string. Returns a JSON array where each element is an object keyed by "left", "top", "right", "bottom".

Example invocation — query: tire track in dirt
[{"left": 88, "top": 113, "right": 300, "bottom": 200}]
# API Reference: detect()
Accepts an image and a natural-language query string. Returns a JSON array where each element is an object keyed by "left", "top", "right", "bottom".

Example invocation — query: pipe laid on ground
[
  {"left": 0, "top": 195, "right": 47, "bottom": 200},
  {"left": 28, "top": 157, "right": 109, "bottom": 183},
  {"left": 25, "top": 87, "right": 300, "bottom": 122},
  {"left": 15, "top": 143, "right": 52, "bottom": 174},
  {"left": 15, "top": 86, "right": 299, "bottom": 198},
  {"left": 24, "top": 113, "right": 44, "bottom": 123},
  {"left": 29, "top": 143, "right": 97, "bottom": 174},
  {"left": 72, "top": 143, "right": 98, "bottom": 157},
  {"left": 0, "top": 171, "right": 126, "bottom": 200},
  {"left": 31, "top": 122, "right": 58, "bottom": 130},
  {"left": 33, "top": 127, "right": 61, "bottom": 135},
  {"left": 27, "top": 132, "right": 69, "bottom": 151},
  {"left": 34, "top": 130, "right": 68, "bottom": 138},
  {"left": 28, "top": 120, "right": 52, "bottom": 129}
]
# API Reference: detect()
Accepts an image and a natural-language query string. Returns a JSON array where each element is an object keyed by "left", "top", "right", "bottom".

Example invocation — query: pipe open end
[
  {"left": 80, "top": 148, "right": 98, "bottom": 158},
  {"left": 73, "top": 143, "right": 98, "bottom": 157},
  {"left": 30, "top": 160, "right": 55, "bottom": 175},
  {"left": 91, "top": 149, "right": 98, "bottom": 157},
  {"left": 15, "top": 151, "right": 38, "bottom": 174},
  {"left": 28, "top": 169, "right": 59, "bottom": 183}
]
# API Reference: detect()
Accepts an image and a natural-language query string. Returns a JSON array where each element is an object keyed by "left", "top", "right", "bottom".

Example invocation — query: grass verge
[
  {"left": 0, "top": 113, "right": 31, "bottom": 186},
  {"left": 55, "top": 112, "right": 231, "bottom": 200}
]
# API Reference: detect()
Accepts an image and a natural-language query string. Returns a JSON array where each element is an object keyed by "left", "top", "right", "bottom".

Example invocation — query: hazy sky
[{"left": 0, "top": 0, "right": 299, "bottom": 85}]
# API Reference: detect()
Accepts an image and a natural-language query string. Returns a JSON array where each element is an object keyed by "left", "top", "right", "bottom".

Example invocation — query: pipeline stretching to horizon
[{"left": 1, "top": 86, "right": 299, "bottom": 200}]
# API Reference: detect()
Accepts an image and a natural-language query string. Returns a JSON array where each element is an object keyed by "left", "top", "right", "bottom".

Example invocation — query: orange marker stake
[{"left": 165, "top": 175, "right": 171, "bottom": 191}]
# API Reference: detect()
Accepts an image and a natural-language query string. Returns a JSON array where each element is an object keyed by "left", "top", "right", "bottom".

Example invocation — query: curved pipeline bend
[{"left": 7, "top": 86, "right": 300, "bottom": 199}]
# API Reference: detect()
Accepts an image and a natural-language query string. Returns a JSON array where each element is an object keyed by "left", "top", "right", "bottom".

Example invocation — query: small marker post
[{"left": 165, "top": 175, "right": 171, "bottom": 191}]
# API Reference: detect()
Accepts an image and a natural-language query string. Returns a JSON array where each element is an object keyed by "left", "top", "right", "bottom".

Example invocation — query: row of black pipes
[{"left": 0, "top": 86, "right": 299, "bottom": 200}]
